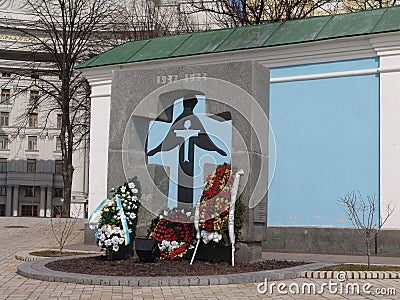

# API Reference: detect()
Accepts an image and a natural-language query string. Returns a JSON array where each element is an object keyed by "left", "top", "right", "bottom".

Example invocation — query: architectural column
[
  {"left": 371, "top": 35, "right": 400, "bottom": 229},
  {"left": 72, "top": 143, "right": 89, "bottom": 203},
  {"left": 87, "top": 79, "right": 112, "bottom": 216},
  {"left": 46, "top": 187, "right": 53, "bottom": 217},
  {"left": 12, "top": 185, "right": 19, "bottom": 217},
  {"left": 39, "top": 186, "right": 46, "bottom": 217},
  {"left": 5, "top": 186, "right": 12, "bottom": 217}
]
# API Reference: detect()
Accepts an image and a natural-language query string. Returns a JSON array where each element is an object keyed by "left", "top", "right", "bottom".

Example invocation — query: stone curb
[
  {"left": 15, "top": 249, "right": 100, "bottom": 261},
  {"left": 17, "top": 255, "right": 334, "bottom": 286},
  {"left": 302, "top": 270, "right": 400, "bottom": 280}
]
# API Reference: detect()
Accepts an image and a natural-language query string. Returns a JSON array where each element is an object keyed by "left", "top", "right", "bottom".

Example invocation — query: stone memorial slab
[{"left": 108, "top": 61, "right": 274, "bottom": 262}]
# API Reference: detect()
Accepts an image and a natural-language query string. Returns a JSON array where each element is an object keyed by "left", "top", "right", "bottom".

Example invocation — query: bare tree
[
  {"left": 0, "top": 0, "right": 200, "bottom": 218},
  {"left": 50, "top": 205, "right": 83, "bottom": 251},
  {"left": 115, "top": 0, "right": 199, "bottom": 41},
  {"left": 338, "top": 191, "right": 394, "bottom": 268},
  {"left": 1, "top": 0, "right": 123, "bottom": 217},
  {"left": 190, "top": 0, "right": 334, "bottom": 26},
  {"left": 344, "top": 0, "right": 399, "bottom": 12},
  {"left": 190, "top": 0, "right": 400, "bottom": 27}
]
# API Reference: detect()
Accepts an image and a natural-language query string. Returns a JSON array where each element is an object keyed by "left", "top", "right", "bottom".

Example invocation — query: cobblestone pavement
[{"left": 1, "top": 217, "right": 400, "bottom": 299}]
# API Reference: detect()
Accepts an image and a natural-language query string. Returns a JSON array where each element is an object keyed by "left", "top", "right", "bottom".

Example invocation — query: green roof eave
[{"left": 76, "top": 6, "right": 400, "bottom": 70}]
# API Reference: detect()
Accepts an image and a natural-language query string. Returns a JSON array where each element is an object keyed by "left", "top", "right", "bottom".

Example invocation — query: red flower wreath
[
  {"left": 199, "top": 164, "right": 233, "bottom": 236},
  {"left": 147, "top": 208, "right": 195, "bottom": 260}
]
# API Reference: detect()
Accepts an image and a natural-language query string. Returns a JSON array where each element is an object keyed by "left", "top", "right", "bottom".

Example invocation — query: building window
[
  {"left": 57, "top": 114, "right": 62, "bottom": 129},
  {"left": 0, "top": 135, "right": 8, "bottom": 150},
  {"left": 21, "top": 205, "right": 38, "bottom": 217},
  {"left": 55, "top": 160, "right": 63, "bottom": 174},
  {"left": 30, "top": 90, "right": 39, "bottom": 105},
  {"left": 25, "top": 186, "right": 34, "bottom": 197},
  {"left": 28, "top": 136, "right": 38, "bottom": 151},
  {"left": 56, "top": 136, "right": 62, "bottom": 152},
  {"left": 1, "top": 89, "right": 10, "bottom": 105},
  {"left": 0, "top": 185, "right": 6, "bottom": 196},
  {"left": 1, "top": 71, "right": 11, "bottom": 78},
  {"left": 27, "top": 159, "right": 36, "bottom": 173},
  {"left": 0, "top": 204, "right": 5, "bottom": 216},
  {"left": 28, "top": 113, "right": 38, "bottom": 128},
  {"left": 0, "top": 112, "right": 9, "bottom": 126},
  {"left": 0, "top": 159, "right": 7, "bottom": 173},
  {"left": 54, "top": 188, "right": 63, "bottom": 197}
]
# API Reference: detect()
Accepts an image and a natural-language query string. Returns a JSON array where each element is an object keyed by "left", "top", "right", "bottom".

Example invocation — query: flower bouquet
[
  {"left": 97, "top": 225, "right": 126, "bottom": 254},
  {"left": 198, "top": 164, "right": 245, "bottom": 246},
  {"left": 147, "top": 208, "right": 195, "bottom": 260},
  {"left": 95, "top": 177, "right": 141, "bottom": 260}
]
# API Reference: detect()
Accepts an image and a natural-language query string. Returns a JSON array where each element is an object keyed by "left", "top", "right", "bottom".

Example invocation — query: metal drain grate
[{"left": 4, "top": 225, "right": 29, "bottom": 229}]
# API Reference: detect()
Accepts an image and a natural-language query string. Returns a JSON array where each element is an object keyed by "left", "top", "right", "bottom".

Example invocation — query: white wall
[
  {"left": 374, "top": 36, "right": 400, "bottom": 228},
  {"left": 87, "top": 78, "right": 112, "bottom": 216}
]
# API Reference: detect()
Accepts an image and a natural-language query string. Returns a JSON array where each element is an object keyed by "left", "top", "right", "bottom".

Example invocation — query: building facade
[
  {"left": 0, "top": 2, "right": 89, "bottom": 217},
  {"left": 0, "top": 76, "right": 89, "bottom": 218},
  {"left": 0, "top": 0, "right": 217, "bottom": 218},
  {"left": 81, "top": 6, "right": 400, "bottom": 254}
]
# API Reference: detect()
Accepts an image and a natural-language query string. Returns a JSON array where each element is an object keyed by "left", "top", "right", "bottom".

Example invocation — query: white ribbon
[
  {"left": 88, "top": 198, "right": 110, "bottom": 229},
  {"left": 200, "top": 230, "right": 222, "bottom": 244}
]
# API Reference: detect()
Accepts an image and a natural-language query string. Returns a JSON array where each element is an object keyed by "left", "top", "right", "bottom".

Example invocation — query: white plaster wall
[
  {"left": 379, "top": 52, "right": 400, "bottom": 229},
  {"left": 71, "top": 143, "right": 88, "bottom": 203},
  {"left": 87, "top": 81, "right": 112, "bottom": 215}
]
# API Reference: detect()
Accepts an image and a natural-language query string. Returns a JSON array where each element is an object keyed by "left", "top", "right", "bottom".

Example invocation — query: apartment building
[
  {"left": 0, "top": 2, "right": 88, "bottom": 217},
  {"left": 0, "top": 77, "right": 89, "bottom": 217}
]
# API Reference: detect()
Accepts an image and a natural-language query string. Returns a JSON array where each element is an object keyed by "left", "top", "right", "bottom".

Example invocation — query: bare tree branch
[
  {"left": 50, "top": 205, "right": 83, "bottom": 251},
  {"left": 2, "top": 0, "right": 122, "bottom": 217},
  {"left": 1, "top": 0, "right": 201, "bottom": 218},
  {"left": 338, "top": 191, "right": 394, "bottom": 268},
  {"left": 191, "top": 0, "right": 400, "bottom": 27}
]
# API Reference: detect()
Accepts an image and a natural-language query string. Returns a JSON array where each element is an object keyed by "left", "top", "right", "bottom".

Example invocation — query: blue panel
[
  {"left": 268, "top": 69, "right": 379, "bottom": 226},
  {"left": 147, "top": 96, "right": 231, "bottom": 208},
  {"left": 270, "top": 57, "right": 379, "bottom": 78}
]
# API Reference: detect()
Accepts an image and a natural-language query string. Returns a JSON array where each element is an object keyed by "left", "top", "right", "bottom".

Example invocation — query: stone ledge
[
  {"left": 15, "top": 249, "right": 100, "bottom": 261},
  {"left": 302, "top": 270, "right": 400, "bottom": 280},
  {"left": 17, "top": 255, "right": 334, "bottom": 286}
]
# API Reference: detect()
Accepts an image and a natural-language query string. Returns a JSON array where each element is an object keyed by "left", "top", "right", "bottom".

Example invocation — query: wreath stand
[{"left": 190, "top": 169, "right": 244, "bottom": 266}]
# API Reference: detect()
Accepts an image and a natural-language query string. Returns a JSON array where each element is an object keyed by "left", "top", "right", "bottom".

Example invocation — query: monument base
[
  {"left": 84, "top": 223, "right": 96, "bottom": 245},
  {"left": 235, "top": 242, "right": 263, "bottom": 263},
  {"left": 195, "top": 243, "right": 231, "bottom": 262},
  {"left": 192, "top": 242, "right": 262, "bottom": 263},
  {"left": 112, "top": 243, "right": 135, "bottom": 260}
]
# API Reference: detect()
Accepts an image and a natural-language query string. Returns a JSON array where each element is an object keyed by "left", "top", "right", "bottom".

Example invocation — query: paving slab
[{"left": 2, "top": 217, "right": 400, "bottom": 299}]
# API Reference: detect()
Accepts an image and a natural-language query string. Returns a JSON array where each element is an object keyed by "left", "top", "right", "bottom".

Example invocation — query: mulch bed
[{"left": 46, "top": 256, "right": 305, "bottom": 277}]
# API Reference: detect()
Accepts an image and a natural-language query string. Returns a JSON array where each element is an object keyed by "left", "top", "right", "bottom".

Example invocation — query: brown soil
[
  {"left": 46, "top": 256, "right": 305, "bottom": 277},
  {"left": 30, "top": 250, "right": 91, "bottom": 257}
]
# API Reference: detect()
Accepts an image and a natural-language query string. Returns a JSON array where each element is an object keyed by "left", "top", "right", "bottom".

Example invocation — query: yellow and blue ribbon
[
  {"left": 117, "top": 197, "right": 130, "bottom": 246},
  {"left": 88, "top": 198, "right": 109, "bottom": 229},
  {"left": 88, "top": 197, "right": 131, "bottom": 246}
]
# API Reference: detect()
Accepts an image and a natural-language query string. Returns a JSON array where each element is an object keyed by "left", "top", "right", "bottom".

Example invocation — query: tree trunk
[
  {"left": 60, "top": 69, "right": 74, "bottom": 218},
  {"left": 62, "top": 166, "right": 73, "bottom": 217},
  {"left": 367, "top": 245, "right": 371, "bottom": 269},
  {"left": 61, "top": 131, "right": 74, "bottom": 217}
]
